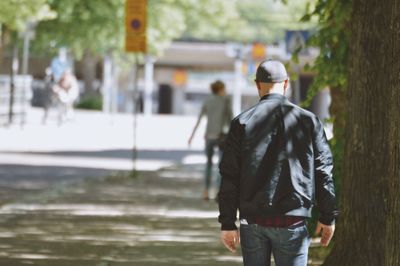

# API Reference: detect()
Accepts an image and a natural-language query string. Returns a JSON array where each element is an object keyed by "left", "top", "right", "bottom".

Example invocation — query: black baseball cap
[{"left": 255, "top": 59, "right": 288, "bottom": 83}]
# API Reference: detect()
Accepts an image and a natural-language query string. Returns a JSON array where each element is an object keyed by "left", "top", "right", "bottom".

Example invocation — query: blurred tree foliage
[
  {"left": 184, "top": 0, "right": 315, "bottom": 43},
  {"left": 0, "top": 0, "right": 55, "bottom": 65},
  {"left": 146, "top": 0, "right": 245, "bottom": 55},
  {"left": 0, "top": 0, "right": 54, "bottom": 31},
  {"left": 300, "top": 0, "right": 351, "bottom": 105},
  {"left": 31, "top": 0, "right": 246, "bottom": 58},
  {"left": 29, "top": 0, "right": 316, "bottom": 58},
  {"left": 32, "top": 0, "right": 125, "bottom": 58},
  {"left": 0, "top": 0, "right": 321, "bottom": 60}
]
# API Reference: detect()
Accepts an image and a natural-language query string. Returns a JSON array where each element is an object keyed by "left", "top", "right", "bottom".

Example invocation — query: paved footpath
[
  {"left": 0, "top": 164, "right": 244, "bottom": 266},
  {"left": 0, "top": 109, "right": 241, "bottom": 265},
  {"left": 0, "top": 164, "right": 325, "bottom": 266},
  {"left": 0, "top": 109, "right": 324, "bottom": 265}
]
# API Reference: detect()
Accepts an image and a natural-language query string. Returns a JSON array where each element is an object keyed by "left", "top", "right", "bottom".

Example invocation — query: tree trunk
[
  {"left": 324, "top": 0, "right": 400, "bottom": 265},
  {"left": 329, "top": 87, "right": 346, "bottom": 135},
  {"left": 82, "top": 49, "right": 97, "bottom": 95},
  {"left": 384, "top": 2, "right": 400, "bottom": 265},
  {"left": 0, "top": 25, "right": 11, "bottom": 72}
]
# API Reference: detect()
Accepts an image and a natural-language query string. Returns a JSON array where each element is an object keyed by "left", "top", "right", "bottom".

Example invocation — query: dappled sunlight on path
[{"left": 0, "top": 166, "right": 242, "bottom": 265}]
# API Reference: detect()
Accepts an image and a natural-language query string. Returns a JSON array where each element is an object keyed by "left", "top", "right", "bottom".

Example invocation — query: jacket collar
[{"left": 259, "top": 93, "right": 287, "bottom": 102}]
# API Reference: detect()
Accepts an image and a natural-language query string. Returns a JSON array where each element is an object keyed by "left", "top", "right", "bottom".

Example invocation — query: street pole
[
  {"left": 21, "top": 34, "right": 29, "bottom": 77},
  {"left": 144, "top": 54, "right": 154, "bottom": 115},
  {"left": 8, "top": 46, "right": 18, "bottom": 126},
  {"left": 233, "top": 53, "right": 243, "bottom": 116},
  {"left": 110, "top": 59, "right": 118, "bottom": 118},
  {"left": 20, "top": 30, "right": 31, "bottom": 127},
  {"left": 102, "top": 53, "right": 112, "bottom": 114},
  {"left": 225, "top": 43, "right": 246, "bottom": 116},
  {"left": 131, "top": 55, "right": 140, "bottom": 177}
]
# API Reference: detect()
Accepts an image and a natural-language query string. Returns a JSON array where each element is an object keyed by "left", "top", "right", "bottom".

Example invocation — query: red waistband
[{"left": 247, "top": 216, "right": 305, "bottom": 228}]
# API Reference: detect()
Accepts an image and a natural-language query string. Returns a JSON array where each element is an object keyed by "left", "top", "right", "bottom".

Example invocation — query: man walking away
[
  {"left": 189, "top": 80, "right": 232, "bottom": 200},
  {"left": 218, "top": 59, "right": 339, "bottom": 266}
]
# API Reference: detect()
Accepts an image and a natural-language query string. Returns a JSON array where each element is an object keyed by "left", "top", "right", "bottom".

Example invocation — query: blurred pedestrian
[
  {"left": 42, "top": 67, "right": 56, "bottom": 124},
  {"left": 188, "top": 80, "right": 232, "bottom": 200},
  {"left": 218, "top": 60, "right": 339, "bottom": 265},
  {"left": 52, "top": 69, "right": 79, "bottom": 125},
  {"left": 51, "top": 47, "right": 70, "bottom": 83}
]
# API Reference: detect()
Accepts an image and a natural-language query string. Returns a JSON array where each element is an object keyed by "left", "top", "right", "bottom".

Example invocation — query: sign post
[
  {"left": 125, "top": 0, "right": 147, "bottom": 53},
  {"left": 285, "top": 30, "right": 310, "bottom": 104},
  {"left": 144, "top": 55, "right": 154, "bottom": 116},
  {"left": 285, "top": 30, "right": 309, "bottom": 55},
  {"left": 125, "top": 0, "right": 147, "bottom": 176}
]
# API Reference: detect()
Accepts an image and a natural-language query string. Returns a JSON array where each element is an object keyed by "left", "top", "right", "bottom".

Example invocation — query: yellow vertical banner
[
  {"left": 252, "top": 42, "right": 266, "bottom": 60},
  {"left": 125, "top": 0, "right": 147, "bottom": 53}
]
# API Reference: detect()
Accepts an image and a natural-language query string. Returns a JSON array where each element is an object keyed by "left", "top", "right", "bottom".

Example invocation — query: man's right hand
[
  {"left": 314, "top": 222, "right": 335, "bottom": 246},
  {"left": 221, "top": 230, "right": 240, "bottom": 253}
]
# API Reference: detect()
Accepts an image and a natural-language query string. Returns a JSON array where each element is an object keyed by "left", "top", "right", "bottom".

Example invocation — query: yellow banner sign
[
  {"left": 125, "top": 35, "right": 146, "bottom": 53},
  {"left": 173, "top": 70, "right": 188, "bottom": 86},
  {"left": 252, "top": 42, "right": 266, "bottom": 60},
  {"left": 125, "top": 0, "right": 147, "bottom": 52}
]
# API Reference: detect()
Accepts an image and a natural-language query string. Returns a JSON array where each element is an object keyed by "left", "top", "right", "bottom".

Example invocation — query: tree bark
[
  {"left": 82, "top": 48, "right": 98, "bottom": 95},
  {"left": 384, "top": 1, "right": 400, "bottom": 265},
  {"left": 0, "top": 25, "right": 11, "bottom": 72},
  {"left": 329, "top": 87, "right": 346, "bottom": 135},
  {"left": 324, "top": 0, "right": 400, "bottom": 265}
]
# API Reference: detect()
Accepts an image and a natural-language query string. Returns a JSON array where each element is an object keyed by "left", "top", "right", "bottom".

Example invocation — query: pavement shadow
[{"left": 0, "top": 164, "right": 117, "bottom": 204}]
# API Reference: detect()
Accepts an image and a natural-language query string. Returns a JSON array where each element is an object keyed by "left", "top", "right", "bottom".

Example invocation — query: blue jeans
[
  {"left": 204, "top": 138, "right": 221, "bottom": 191},
  {"left": 240, "top": 223, "right": 310, "bottom": 266}
]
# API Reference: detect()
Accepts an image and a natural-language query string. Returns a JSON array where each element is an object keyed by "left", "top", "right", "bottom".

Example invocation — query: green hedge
[{"left": 75, "top": 96, "right": 103, "bottom": 110}]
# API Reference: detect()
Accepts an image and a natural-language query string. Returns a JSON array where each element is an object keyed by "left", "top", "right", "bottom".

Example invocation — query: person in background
[
  {"left": 52, "top": 69, "right": 79, "bottom": 125},
  {"left": 218, "top": 60, "right": 338, "bottom": 266},
  {"left": 188, "top": 80, "right": 233, "bottom": 200},
  {"left": 42, "top": 67, "right": 55, "bottom": 124},
  {"left": 50, "top": 47, "right": 70, "bottom": 83}
]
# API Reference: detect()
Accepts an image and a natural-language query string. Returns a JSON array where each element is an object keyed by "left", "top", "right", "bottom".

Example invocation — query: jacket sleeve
[
  {"left": 312, "top": 117, "right": 339, "bottom": 225},
  {"left": 218, "top": 119, "right": 242, "bottom": 230}
]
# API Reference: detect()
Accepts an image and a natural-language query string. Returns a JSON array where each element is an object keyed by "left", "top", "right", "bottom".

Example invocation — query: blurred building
[
  {"left": 0, "top": 40, "right": 330, "bottom": 121},
  {"left": 130, "top": 41, "right": 329, "bottom": 120}
]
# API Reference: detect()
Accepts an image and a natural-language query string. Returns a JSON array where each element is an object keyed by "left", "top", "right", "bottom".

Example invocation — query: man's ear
[
  {"left": 283, "top": 79, "right": 289, "bottom": 93},
  {"left": 284, "top": 79, "right": 289, "bottom": 89},
  {"left": 255, "top": 81, "right": 261, "bottom": 91}
]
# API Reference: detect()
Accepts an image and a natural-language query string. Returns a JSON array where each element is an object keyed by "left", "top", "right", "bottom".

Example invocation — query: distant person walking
[
  {"left": 51, "top": 47, "right": 70, "bottom": 83},
  {"left": 218, "top": 60, "right": 339, "bottom": 266},
  {"left": 42, "top": 67, "right": 56, "bottom": 124},
  {"left": 189, "top": 80, "right": 232, "bottom": 200},
  {"left": 53, "top": 69, "right": 79, "bottom": 125}
]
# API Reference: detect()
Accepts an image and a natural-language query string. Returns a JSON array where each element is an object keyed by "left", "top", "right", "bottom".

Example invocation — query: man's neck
[
  {"left": 260, "top": 91, "right": 285, "bottom": 98},
  {"left": 258, "top": 82, "right": 286, "bottom": 98}
]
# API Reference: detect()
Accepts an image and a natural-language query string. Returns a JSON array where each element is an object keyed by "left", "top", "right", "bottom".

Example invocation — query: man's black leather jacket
[{"left": 218, "top": 93, "right": 339, "bottom": 230}]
